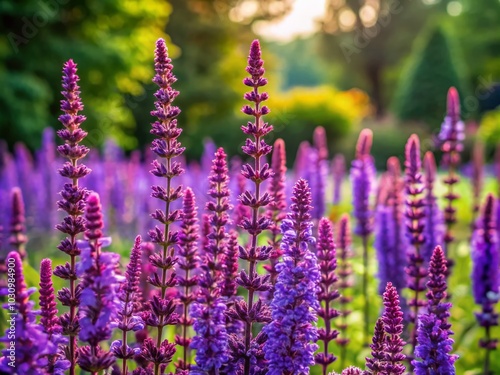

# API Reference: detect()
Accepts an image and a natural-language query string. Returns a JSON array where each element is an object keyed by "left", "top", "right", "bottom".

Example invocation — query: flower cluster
[{"left": 264, "top": 179, "right": 320, "bottom": 375}]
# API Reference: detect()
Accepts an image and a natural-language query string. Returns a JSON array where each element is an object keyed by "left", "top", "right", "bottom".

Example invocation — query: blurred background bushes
[{"left": 1, "top": 0, "right": 499, "bottom": 164}]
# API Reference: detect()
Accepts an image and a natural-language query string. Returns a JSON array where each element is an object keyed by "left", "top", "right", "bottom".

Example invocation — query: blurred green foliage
[
  {"left": 478, "top": 108, "right": 500, "bottom": 146},
  {"left": 393, "top": 25, "right": 468, "bottom": 130}
]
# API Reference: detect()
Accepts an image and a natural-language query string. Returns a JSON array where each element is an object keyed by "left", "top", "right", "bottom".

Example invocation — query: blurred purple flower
[{"left": 9, "top": 187, "right": 27, "bottom": 260}]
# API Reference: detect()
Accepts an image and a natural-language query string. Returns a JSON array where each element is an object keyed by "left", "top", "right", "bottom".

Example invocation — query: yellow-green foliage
[
  {"left": 478, "top": 109, "right": 500, "bottom": 145},
  {"left": 268, "top": 86, "right": 370, "bottom": 159}
]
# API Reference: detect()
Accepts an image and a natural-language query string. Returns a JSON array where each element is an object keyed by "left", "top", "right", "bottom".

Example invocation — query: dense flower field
[{"left": 0, "top": 39, "right": 498, "bottom": 375}]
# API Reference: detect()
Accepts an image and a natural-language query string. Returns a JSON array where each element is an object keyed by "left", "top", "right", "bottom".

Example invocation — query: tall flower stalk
[
  {"left": 437, "top": 87, "right": 464, "bottom": 259},
  {"left": 9, "top": 187, "right": 27, "bottom": 260},
  {"left": 191, "top": 147, "right": 231, "bottom": 373},
  {"left": 350, "top": 128, "right": 375, "bottom": 343},
  {"left": 403, "top": 134, "right": 427, "bottom": 354},
  {"left": 176, "top": 187, "right": 200, "bottom": 371},
  {"left": 77, "top": 193, "right": 123, "bottom": 374},
  {"left": 264, "top": 179, "right": 320, "bottom": 375},
  {"left": 336, "top": 214, "right": 353, "bottom": 368},
  {"left": 315, "top": 218, "right": 339, "bottom": 375},
  {"left": 413, "top": 246, "right": 458, "bottom": 374},
  {"left": 471, "top": 141, "right": 485, "bottom": 229},
  {"left": 311, "top": 126, "right": 328, "bottom": 221},
  {"left": 53, "top": 59, "right": 90, "bottom": 374},
  {"left": 264, "top": 138, "right": 287, "bottom": 299},
  {"left": 332, "top": 154, "right": 345, "bottom": 207},
  {"left": 145, "top": 38, "right": 184, "bottom": 375},
  {"left": 111, "top": 236, "right": 145, "bottom": 375},
  {"left": 231, "top": 39, "right": 273, "bottom": 375},
  {"left": 472, "top": 194, "right": 499, "bottom": 375}
]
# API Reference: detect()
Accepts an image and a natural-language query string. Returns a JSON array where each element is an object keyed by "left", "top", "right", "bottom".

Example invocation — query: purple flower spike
[
  {"left": 175, "top": 187, "right": 200, "bottom": 371},
  {"left": 413, "top": 246, "right": 458, "bottom": 374},
  {"left": 221, "top": 229, "right": 239, "bottom": 300},
  {"left": 230, "top": 39, "right": 274, "bottom": 374},
  {"left": 77, "top": 193, "right": 123, "bottom": 373},
  {"left": 438, "top": 87, "right": 464, "bottom": 253},
  {"left": 381, "top": 282, "right": 407, "bottom": 375},
  {"left": 311, "top": 126, "right": 328, "bottom": 220},
  {"left": 421, "top": 152, "right": 444, "bottom": 264},
  {"left": 471, "top": 141, "right": 485, "bottom": 225},
  {"left": 112, "top": 236, "right": 145, "bottom": 375},
  {"left": 350, "top": 128, "right": 375, "bottom": 343},
  {"left": 54, "top": 59, "right": 91, "bottom": 373},
  {"left": 403, "top": 134, "right": 428, "bottom": 353},
  {"left": 337, "top": 367, "right": 364, "bottom": 375},
  {"left": 264, "top": 138, "right": 287, "bottom": 299},
  {"left": 0, "top": 252, "right": 58, "bottom": 374},
  {"left": 336, "top": 214, "right": 353, "bottom": 366},
  {"left": 315, "top": 218, "right": 339, "bottom": 375},
  {"left": 9, "top": 187, "right": 27, "bottom": 260},
  {"left": 365, "top": 318, "right": 386, "bottom": 374},
  {"left": 146, "top": 38, "right": 184, "bottom": 375},
  {"left": 264, "top": 179, "right": 320, "bottom": 375},
  {"left": 332, "top": 154, "right": 346, "bottom": 206},
  {"left": 472, "top": 194, "right": 499, "bottom": 374}
]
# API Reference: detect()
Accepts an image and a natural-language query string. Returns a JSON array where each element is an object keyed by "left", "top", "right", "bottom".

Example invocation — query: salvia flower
[
  {"left": 365, "top": 318, "right": 386, "bottom": 374},
  {"left": 350, "top": 128, "right": 375, "bottom": 342},
  {"left": 191, "top": 147, "right": 232, "bottom": 373},
  {"left": 39, "top": 259, "right": 70, "bottom": 374},
  {"left": 437, "top": 87, "right": 464, "bottom": 251},
  {"left": 0, "top": 252, "right": 57, "bottom": 374},
  {"left": 264, "top": 138, "right": 287, "bottom": 299},
  {"left": 146, "top": 37, "right": 184, "bottom": 374},
  {"left": 231, "top": 39, "right": 274, "bottom": 374},
  {"left": 9, "top": 187, "right": 27, "bottom": 260},
  {"left": 374, "top": 158, "right": 407, "bottom": 301},
  {"left": 335, "top": 214, "right": 353, "bottom": 367},
  {"left": 413, "top": 246, "right": 458, "bottom": 374},
  {"left": 421, "top": 152, "right": 444, "bottom": 264},
  {"left": 53, "top": 59, "right": 91, "bottom": 372},
  {"left": 471, "top": 141, "right": 485, "bottom": 227},
  {"left": 111, "top": 236, "right": 145, "bottom": 375},
  {"left": 403, "top": 134, "right": 427, "bottom": 352},
  {"left": 264, "top": 179, "right": 320, "bottom": 375},
  {"left": 472, "top": 194, "right": 499, "bottom": 372},
  {"left": 315, "top": 218, "right": 340, "bottom": 375},
  {"left": 332, "top": 154, "right": 346, "bottom": 206},
  {"left": 175, "top": 187, "right": 200, "bottom": 371},
  {"left": 331, "top": 367, "right": 364, "bottom": 375},
  {"left": 77, "top": 194, "right": 123, "bottom": 373},
  {"left": 311, "top": 126, "right": 328, "bottom": 220}
]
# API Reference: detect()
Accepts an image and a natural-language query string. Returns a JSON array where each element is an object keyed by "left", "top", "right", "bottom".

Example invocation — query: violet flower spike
[
  {"left": 40, "top": 259, "right": 71, "bottom": 374},
  {"left": 365, "top": 318, "right": 386, "bottom": 374},
  {"left": 332, "top": 154, "right": 346, "bottom": 206},
  {"left": 0, "top": 252, "right": 57, "bottom": 374},
  {"left": 111, "top": 236, "right": 145, "bottom": 375},
  {"left": 421, "top": 152, "right": 445, "bottom": 264},
  {"left": 311, "top": 126, "right": 328, "bottom": 220},
  {"left": 403, "top": 134, "right": 427, "bottom": 356},
  {"left": 336, "top": 214, "right": 353, "bottom": 368},
  {"left": 53, "top": 59, "right": 91, "bottom": 375},
  {"left": 9, "top": 187, "right": 27, "bottom": 260},
  {"left": 438, "top": 87, "right": 464, "bottom": 254},
  {"left": 232, "top": 39, "right": 274, "bottom": 375},
  {"left": 77, "top": 193, "right": 123, "bottom": 373},
  {"left": 413, "top": 246, "right": 458, "bottom": 374},
  {"left": 350, "top": 128, "right": 375, "bottom": 344},
  {"left": 472, "top": 194, "right": 499, "bottom": 375},
  {"left": 175, "top": 187, "right": 200, "bottom": 371},
  {"left": 315, "top": 218, "right": 340, "bottom": 375},
  {"left": 264, "top": 138, "right": 287, "bottom": 300},
  {"left": 146, "top": 38, "right": 184, "bottom": 375},
  {"left": 263, "top": 179, "right": 320, "bottom": 375},
  {"left": 191, "top": 147, "right": 231, "bottom": 372}
]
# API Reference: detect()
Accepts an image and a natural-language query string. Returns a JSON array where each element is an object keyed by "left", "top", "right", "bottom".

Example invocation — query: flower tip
[
  {"left": 250, "top": 39, "right": 261, "bottom": 56},
  {"left": 356, "top": 128, "right": 373, "bottom": 158},
  {"left": 447, "top": 87, "right": 460, "bottom": 119},
  {"left": 423, "top": 151, "right": 436, "bottom": 179}
]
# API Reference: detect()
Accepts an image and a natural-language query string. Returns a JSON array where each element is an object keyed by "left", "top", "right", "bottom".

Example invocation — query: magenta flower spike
[
  {"left": 53, "top": 59, "right": 91, "bottom": 374},
  {"left": 472, "top": 194, "right": 499, "bottom": 375},
  {"left": 145, "top": 38, "right": 185, "bottom": 374},
  {"left": 264, "top": 138, "right": 287, "bottom": 299},
  {"left": 230, "top": 39, "right": 274, "bottom": 375},
  {"left": 332, "top": 154, "right": 346, "bottom": 206},
  {"left": 315, "top": 218, "right": 340, "bottom": 375},
  {"left": 311, "top": 126, "right": 328, "bottom": 220},
  {"left": 381, "top": 283, "right": 406, "bottom": 375},
  {"left": 9, "top": 187, "right": 27, "bottom": 260}
]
